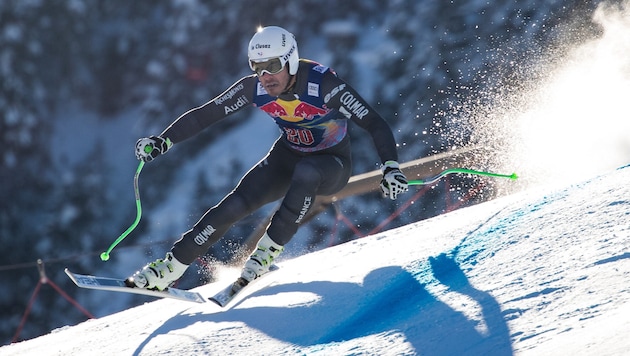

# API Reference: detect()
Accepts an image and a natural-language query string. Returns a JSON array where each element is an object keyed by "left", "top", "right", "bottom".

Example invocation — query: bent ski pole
[
  {"left": 408, "top": 168, "right": 518, "bottom": 186},
  {"left": 100, "top": 161, "right": 145, "bottom": 261}
]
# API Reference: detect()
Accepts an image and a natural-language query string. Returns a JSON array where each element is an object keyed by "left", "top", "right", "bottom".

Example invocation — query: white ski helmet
[{"left": 248, "top": 26, "right": 299, "bottom": 76}]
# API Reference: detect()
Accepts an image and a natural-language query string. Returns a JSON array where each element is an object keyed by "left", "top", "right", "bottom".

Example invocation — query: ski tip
[
  {"left": 209, "top": 298, "right": 226, "bottom": 307},
  {"left": 64, "top": 268, "right": 80, "bottom": 286},
  {"left": 208, "top": 265, "right": 280, "bottom": 308}
]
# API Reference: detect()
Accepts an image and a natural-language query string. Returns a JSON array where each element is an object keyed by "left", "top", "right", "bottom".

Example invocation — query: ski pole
[
  {"left": 100, "top": 161, "right": 145, "bottom": 261},
  {"left": 408, "top": 168, "right": 518, "bottom": 186}
]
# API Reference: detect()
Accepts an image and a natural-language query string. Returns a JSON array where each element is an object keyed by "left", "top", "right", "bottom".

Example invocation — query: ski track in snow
[{"left": 3, "top": 165, "right": 629, "bottom": 355}]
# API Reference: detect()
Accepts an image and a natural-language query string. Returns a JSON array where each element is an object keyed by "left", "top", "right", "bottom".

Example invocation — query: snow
[{"left": 3, "top": 164, "right": 629, "bottom": 355}]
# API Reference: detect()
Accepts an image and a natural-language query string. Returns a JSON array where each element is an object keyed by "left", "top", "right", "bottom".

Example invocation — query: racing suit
[{"left": 162, "top": 59, "right": 399, "bottom": 264}]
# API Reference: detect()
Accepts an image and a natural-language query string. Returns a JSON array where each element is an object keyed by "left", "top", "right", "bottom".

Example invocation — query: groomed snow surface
[{"left": 4, "top": 165, "right": 629, "bottom": 355}]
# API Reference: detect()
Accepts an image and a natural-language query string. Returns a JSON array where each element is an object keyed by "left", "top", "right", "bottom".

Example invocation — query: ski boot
[
  {"left": 126, "top": 252, "right": 188, "bottom": 291},
  {"left": 232, "top": 233, "right": 283, "bottom": 293}
]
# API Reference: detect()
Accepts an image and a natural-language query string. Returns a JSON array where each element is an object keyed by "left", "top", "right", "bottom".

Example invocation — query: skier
[{"left": 128, "top": 26, "right": 408, "bottom": 292}]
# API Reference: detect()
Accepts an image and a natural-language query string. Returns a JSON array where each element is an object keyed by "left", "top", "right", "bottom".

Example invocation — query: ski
[
  {"left": 210, "top": 265, "right": 279, "bottom": 307},
  {"left": 64, "top": 268, "right": 206, "bottom": 303}
]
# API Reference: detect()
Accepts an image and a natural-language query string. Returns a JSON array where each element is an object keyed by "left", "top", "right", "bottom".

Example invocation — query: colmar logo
[
  {"left": 194, "top": 225, "right": 216, "bottom": 246},
  {"left": 340, "top": 91, "right": 370, "bottom": 119}
]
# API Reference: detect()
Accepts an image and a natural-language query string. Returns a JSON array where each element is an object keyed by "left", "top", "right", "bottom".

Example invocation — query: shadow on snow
[{"left": 134, "top": 254, "right": 513, "bottom": 355}]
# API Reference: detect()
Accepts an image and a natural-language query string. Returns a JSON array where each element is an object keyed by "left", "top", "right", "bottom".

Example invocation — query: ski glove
[
  {"left": 135, "top": 136, "right": 172, "bottom": 162},
  {"left": 380, "top": 161, "right": 408, "bottom": 200}
]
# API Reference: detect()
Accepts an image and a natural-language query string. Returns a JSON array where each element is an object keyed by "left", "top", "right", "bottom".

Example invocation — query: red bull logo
[
  {"left": 295, "top": 102, "right": 327, "bottom": 119},
  {"left": 260, "top": 101, "right": 289, "bottom": 118},
  {"left": 260, "top": 99, "right": 328, "bottom": 122}
]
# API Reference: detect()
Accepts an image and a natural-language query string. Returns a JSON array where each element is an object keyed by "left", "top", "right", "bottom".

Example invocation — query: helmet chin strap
[{"left": 282, "top": 74, "right": 297, "bottom": 94}]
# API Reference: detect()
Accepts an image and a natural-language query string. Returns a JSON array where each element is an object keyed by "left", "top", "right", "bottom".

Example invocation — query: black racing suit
[{"left": 165, "top": 59, "right": 399, "bottom": 264}]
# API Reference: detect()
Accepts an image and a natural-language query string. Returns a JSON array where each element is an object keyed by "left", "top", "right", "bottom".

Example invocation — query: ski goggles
[{"left": 250, "top": 57, "right": 285, "bottom": 76}]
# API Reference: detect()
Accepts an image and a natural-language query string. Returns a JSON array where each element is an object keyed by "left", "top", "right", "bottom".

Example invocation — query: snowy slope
[{"left": 3, "top": 164, "right": 629, "bottom": 355}]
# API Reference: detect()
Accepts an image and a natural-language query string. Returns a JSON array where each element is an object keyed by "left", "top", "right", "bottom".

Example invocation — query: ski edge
[{"left": 64, "top": 268, "right": 206, "bottom": 303}]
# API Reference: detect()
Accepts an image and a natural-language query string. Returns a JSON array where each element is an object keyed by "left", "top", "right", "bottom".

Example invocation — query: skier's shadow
[{"left": 135, "top": 254, "right": 513, "bottom": 355}]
